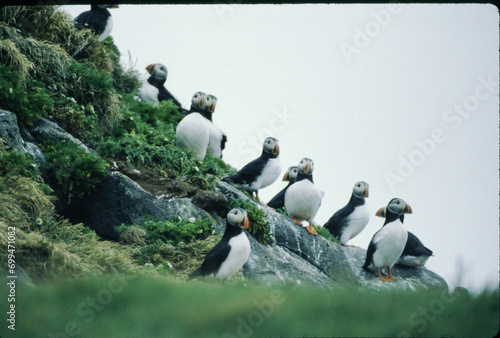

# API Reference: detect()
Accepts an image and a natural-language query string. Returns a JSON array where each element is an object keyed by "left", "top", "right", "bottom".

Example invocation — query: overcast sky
[{"left": 62, "top": 4, "right": 499, "bottom": 293}]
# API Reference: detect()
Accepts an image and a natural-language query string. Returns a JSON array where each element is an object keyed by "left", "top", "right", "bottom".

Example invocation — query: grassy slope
[
  {"left": 0, "top": 276, "right": 498, "bottom": 337},
  {"left": 0, "top": 7, "right": 498, "bottom": 338}
]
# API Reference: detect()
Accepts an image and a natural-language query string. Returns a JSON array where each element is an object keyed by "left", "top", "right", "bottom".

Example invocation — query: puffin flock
[{"left": 74, "top": 5, "right": 434, "bottom": 283}]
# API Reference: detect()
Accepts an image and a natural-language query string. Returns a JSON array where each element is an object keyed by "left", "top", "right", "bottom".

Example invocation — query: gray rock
[
  {"left": 0, "top": 110, "right": 27, "bottom": 153},
  {"left": 30, "top": 118, "right": 98, "bottom": 156},
  {"left": 0, "top": 110, "right": 45, "bottom": 168},
  {"left": 244, "top": 235, "right": 337, "bottom": 288},
  {"left": 218, "top": 181, "right": 447, "bottom": 290},
  {"left": 65, "top": 172, "right": 216, "bottom": 240}
]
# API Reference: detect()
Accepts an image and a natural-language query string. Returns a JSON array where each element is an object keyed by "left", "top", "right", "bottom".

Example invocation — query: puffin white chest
[
  {"left": 340, "top": 204, "right": 370, "bottom": 244},
  {"left": 285, "top": 180, "right": 323, "bottom": 222},
  {"left": 139, "top": 81, "right": 160, "bottom": 105},
  {"left": 215, "top": 232, "right": 251, "bottom": 280},
  {"left": 99, "top": 16, "right": 113, "bottom": 41},
  {"left": 372, "top": 220, "right": 408, "bottom": 269},
  {"left": 175, "top": 113, "right": 210, "bottom": 159},
  {"left": 252, "top": 157, "right": 281, "bottom": 190}
]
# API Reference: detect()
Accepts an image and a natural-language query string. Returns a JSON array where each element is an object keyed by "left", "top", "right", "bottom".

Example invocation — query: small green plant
[
  {"left": 0, "top": 64, "right": 53, "bottom": 125},
  {"left": 227, "top": 197, "right": 274, "bottom": 244},
  {"left": 0, "top": 147, "right": 39, "bottom": 180},
  {"left": 116, "top": 216, "right": 214, "bottom": 247},
  {"left": 41, "top": 140, "right": 109, "bottom": 202},
  {"left": 312, "top": 224, "right": 342, "bottom": 244},
  {"left": 276, "top": 206, "right": 288, "bottom": 216}
]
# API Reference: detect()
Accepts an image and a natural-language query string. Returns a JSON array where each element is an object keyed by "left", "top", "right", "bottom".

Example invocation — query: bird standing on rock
[
  {"left": 324, "top": 181, "right": 370, "bottom": 246},
  {"left": 267, "top": 166, "right": 299, "bottom": 210},
  {"left": 75, "top": 5, "right": 119, "bottom": 41},
  {"left": 284, "top": 158, "right": 324, "bottom": 236},
  {"left": 397, "top": 231, "right": 433, "bottom": 267},
  {"left": 189, "top": 208, "right": 251, "bottom": 281},
  {"left": 175, "top": 92, "right": 210, "bottom": 159},
  {"left": 204, "top": 95, "right": 227, "bottom": 158},
  {"left": 363, "top": 198, "right": 412, "bottom": 282},
  {"left": 139, "top": 63, "right": 182, "bottom": 108},
  {"left": 222, "top": 137, "right": 281, "bottom": 203}
]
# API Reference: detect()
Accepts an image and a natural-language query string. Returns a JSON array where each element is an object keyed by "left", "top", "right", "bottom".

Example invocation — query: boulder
[
  {"left": 30, "top": 117, "right": 98, "bottom": 156},
  {"left": 217, "top": 181, "right": 447, "bottom": 290},
  {"left": 244, "top": 236, "right": 337, "bottom": 288},
  {"left": 64, "top": 172, "right": 217, "bottom": 240},
  {"left": 0, "top": 110, "right": 45, "bottom": 168},
  {"left": 0, "top": 110, "right": 27, "bottom": 152}
]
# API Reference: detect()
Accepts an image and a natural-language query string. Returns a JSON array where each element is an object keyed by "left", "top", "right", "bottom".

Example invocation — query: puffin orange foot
[
  {"left": 386, "top": 268, "right": 399, "bottom": 281},
  {"left": 344, "top": 244, "right": 360, "bottom": 248},
  {"left": 292, "top": 218, "right": 303, "bottom": 226},
  {"left": 306, "top": 223, "right": 317, "bottom": 236}
]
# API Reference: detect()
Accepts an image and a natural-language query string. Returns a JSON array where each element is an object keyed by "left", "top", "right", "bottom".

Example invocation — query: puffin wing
[
  {"left": 323, "top": 205, "right": 353, "bottom": 238},
  {"left": 363, "top": 237, "right": 377, "bottom": 270},
  {"left": 75, "top": 11, "right": 106, "bottom": 34},
  {"left": 189, "top": 241, "right": 231, "bottom": 278},
  {"left": 223, "top": 156, "right": 266, "bottom": 185},
  {"left": 221, "top": 134, "right": 227, "bottom": 151},
  {"left": 158, "top": 88, "right": 182, "bottom": 108},
  {"left": 267, "top": 187, "right": 287, "bottom": 209},
  {"left": 404, "top": 232, "right": 433, "bottom": 256}
]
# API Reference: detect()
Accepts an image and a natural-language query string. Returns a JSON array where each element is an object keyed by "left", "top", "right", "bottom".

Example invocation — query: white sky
[{"left": 61, "top": 4, "right": 499, "bottom": 293}]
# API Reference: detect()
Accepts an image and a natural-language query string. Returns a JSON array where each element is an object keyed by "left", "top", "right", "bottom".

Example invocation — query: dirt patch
[{"left": 106, "top": 159, "right": 228, "bottom": 212}]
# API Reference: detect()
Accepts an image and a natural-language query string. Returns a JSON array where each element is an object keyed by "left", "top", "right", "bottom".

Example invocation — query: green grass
[
  {"left": 228, "top": 197, "right": 274, "bottom": 244},
  {"left": 0, "top": 275, "right": 497, "bottom": 337}
]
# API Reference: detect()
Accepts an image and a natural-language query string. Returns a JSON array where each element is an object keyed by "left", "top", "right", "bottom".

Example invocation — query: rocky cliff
[{"left": 1, "top": 110, "right": 447, "bottom": 290}]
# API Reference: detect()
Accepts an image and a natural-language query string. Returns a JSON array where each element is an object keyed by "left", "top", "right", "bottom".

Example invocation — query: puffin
[
  {"left": 397, "top": 231, "right": 433, "bottom": 267},
  {"left": 139, "top": 63, "right": 183, "bottom": 108},
  {"left": 323, "top": 181, "right": 370, "bottom": 246},
  {"left": 189, "top": 208, "right": 251, "bottom": 281},
  {"left": 222, "top": 137, "right": 281, "bottom": 202},
  {"left": 284, "top": 158, "right": 324, "bottom": 236},
  {"left": 74, "top": 5, "right": 118, "bottom": 41},
  {"left": 267, "top": 166, "right": 299, "bottom": 210},
  {"left": 204, "top": 95, "right": 227, "bottom": 158},
  {"left": 362, "top": 198, "right": 412, "bottom": 282},
  {"left": 175, "top": 92, "right": 210, "bottom": 159}
]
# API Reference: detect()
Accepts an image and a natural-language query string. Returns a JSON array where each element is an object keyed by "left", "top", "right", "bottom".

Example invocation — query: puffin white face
[
  {"left": 263, "top": 137, "right": 280, "bottom": 156},
  {"left": 297, "top": 157, "right": 314, "bottom": 175},
  {"left": 283, "top": 166, "right": 299, "bottom": 182},
  {"left": 191, "top": 91, "right": 206, "bottom": 109},
  {"left": 205, "top": 95, "right": 217, "bottom": 113},
  {"left": 376, "top": 198, "right": 412, "bottom": 217},
  {"left": 146, "top": 63, "right": 167, "bottom": 80},
  {"left": 352, "top": 181, "right": 369, "bottom": 198},
  {"left": 227, "top": 208, "right": 250, "bottom": 229}
]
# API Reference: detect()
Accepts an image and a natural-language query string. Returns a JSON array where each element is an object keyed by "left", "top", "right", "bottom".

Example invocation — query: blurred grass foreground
[{"left": 0, "top": 275, "right": 498, "bottom": 337}]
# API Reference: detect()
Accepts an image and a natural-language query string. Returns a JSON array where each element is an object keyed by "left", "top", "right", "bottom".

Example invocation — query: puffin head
[
  {"left": 376, "top": 198, "right": 412, "bottom": 218},
  {"left": 297, "top": 157, "right": 314, "bottom": 175},
  {"left": 227, "top": 207, "right": 250, "bottom": 230},
  {"left": 352, "top": 181, "right": 369, "bottom": 198},
  {"left": 205, "top": 94, "right": 217, "bottom": 113},
  {"left": 263, "top": 137, "right": 280, "bottom": 156},
  {"left": 282, "top": 166, "right": 299, "bottom": 183},
  {"left": 145, "top": 63, "right": 167, "bottom": 80},
  {"left": 191, "top": 91, "right": 206, "bottom": 110}
]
